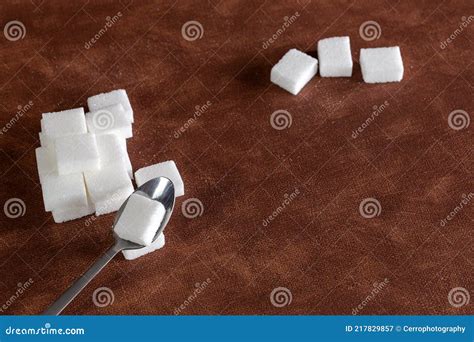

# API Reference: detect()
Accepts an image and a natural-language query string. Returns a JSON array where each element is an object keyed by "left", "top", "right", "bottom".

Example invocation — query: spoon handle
[{"left": 43, "top": 242, "right": 122, "bottom": 315}]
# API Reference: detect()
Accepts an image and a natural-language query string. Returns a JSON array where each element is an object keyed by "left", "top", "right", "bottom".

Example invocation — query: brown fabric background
[{"left": 0, "top": 0, "right": 472, "bottom": 315}]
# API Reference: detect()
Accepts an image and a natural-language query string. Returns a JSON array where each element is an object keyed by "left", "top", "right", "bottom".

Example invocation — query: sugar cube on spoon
[{"left": 114, "top": 193, "right": 166, "bottom": 246}]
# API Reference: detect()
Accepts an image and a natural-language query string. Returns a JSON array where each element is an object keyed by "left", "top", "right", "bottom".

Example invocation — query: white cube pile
[
  {"left": 270, "top": 36, "right": 403, "bottom": 94},
  {"left": 35, "top": 89, "right": 184, "bottom": 260},
  {"left": 36, "top": 90, "right": 135, "bottom": 223}
]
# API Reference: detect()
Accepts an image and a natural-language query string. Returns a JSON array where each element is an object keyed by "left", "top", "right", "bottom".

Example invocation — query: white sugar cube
[
  {"left": 52, "top": 203, "right": 94, "bottom": 223},
  {"left": 41, "top": 108, "right": 87, "bottom": 139},
  {"left": 122, "top": 233, "right": 165, "bottom": 260},
  {"left": 271, "top": 49, "right": 318, "bottom": 95},
  {"left": 87, "top": 89, "right": 134, "bottom": 123},
  {"left": 35, "top": 147, "right": 57, "bottom": 183},
  {"left": 96, "top": 133, "right": 133, "bottom": 178},
  {"left": 84, "top": 164, "right": 134, "bottom": 215},
  {"left": 86, "top": 104, "right": 133, "bottom": 139},
  {"left": 135, "top": 161, "right": 184, "bottom": 197},
  {"left": 360, "top": 47, "right": 404, "bottom": 83},
  {"left": 114, "top": 193, "right": 166, "bottom": 246},
  {"left": 41, "top": 173, "right": 88, "bottom": 212},
  {"left": 317, "top": 36, "right": 353, "bottom": 77},
  {"left": 55, "top": 133, "right": 100, "bottom": 175}
]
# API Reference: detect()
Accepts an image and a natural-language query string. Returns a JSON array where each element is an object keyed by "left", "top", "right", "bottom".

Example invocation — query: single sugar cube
[
  {"left": 96, "top": 133, "right": 133, "bottom": 178},
  {"left": 134, "top": 161, "right": 184, "bottom": 197},
  {"left": 41, "top": 173, "right": 88, "bottom": 212},
  {"left": 35, "top": 147, "right": 57, "bottom": 183},
  {"left": 114, "top": 193, "right": 166, "bottom": 246},
  {"left": 360, "top": 46, "right": 404, "bottom": 83},
  {"left": 55, "top": 133, "right": 100, "bottom": 175},
  {"left": 270, "top": 49, "right": 318, "bottom": 95},
  {"left": 52, "top": 203, "right": 94, "bottom": 223},
  {"left": 122, "top": 233, "right": 165, "bottom": 260},
  {"left": 87, "top": 89, "right": 134, "bottom": 123},
  {"left": 41, "top": 108, "right": 87, "bottom": 139},
  {"left": 317, "top": 36, "right": 353, "bottom": 77},
  {"left": 84, "top": 164, "right": 134, "bottom": 215},
  {"left": 85, "top": 104, "right": 133, "bottom": 139}
]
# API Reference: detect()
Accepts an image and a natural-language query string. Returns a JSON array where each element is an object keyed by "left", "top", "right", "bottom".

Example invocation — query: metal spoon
[{"left": 43, "top": 177, "right": 175, "bottom": 315}]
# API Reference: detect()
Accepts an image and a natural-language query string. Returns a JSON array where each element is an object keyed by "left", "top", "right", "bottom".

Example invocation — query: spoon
[{"left": 43, "top": 176, "right": 175, "bottom": 315}]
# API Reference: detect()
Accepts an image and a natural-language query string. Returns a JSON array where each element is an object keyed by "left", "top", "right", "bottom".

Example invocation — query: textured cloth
[{"left": 0, "top": 0, "right": 472, "bottom": 315}]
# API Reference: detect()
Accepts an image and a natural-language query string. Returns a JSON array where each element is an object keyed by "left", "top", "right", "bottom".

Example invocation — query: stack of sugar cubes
[
  {"left": 271, "top": 36, "right": 403, "bottom": 95},
  {"left": 35, "top": 89, "right": 185, "bottom": 260}
]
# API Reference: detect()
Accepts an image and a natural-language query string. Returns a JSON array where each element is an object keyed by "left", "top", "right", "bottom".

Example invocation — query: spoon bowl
[{"left": 43, "top": 177, "right": 175, "bottom": 315}]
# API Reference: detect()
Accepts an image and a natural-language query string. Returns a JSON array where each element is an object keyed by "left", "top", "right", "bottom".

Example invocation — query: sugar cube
[
  {"left": 35, "top": 147, "right": 57, "bottom": 183},
  {"left": 317, "top": 36, "right": 353, "bottom": 77},
  {"left": 41, "top": 108, "right": 87, "bottom": 139},
  {"left": 86, "top": 104, "right": 133, "bottom": 139},
  {"left": 135, "top": 161, "right": 184, "bottom": 197},
  {"left": 41, "top": 173, "right": 88, "bottom": 212},
  {"left": 360, "top": 46, "right": 404, "bottom": 83},
  {"left": 270, "top": 49, "right": 318, "bottom": 95},
  {"left": 122, "top": 233, "right": 165, "bottom": 260},
  {"left": 114, "top": 193, "right": 166, "bottom": 246},
  {"left": 52, "top": 203, "right": 94, "bottom": 223},
  {"left": 84, "top": 164, "right": 134, "bottom": 215},
  {"left": 96, "top": 133, "right": 133, "bottom": 178},
  {"left": 55, "top": 133, "right": 100, "bottom": 175},
  {"left": 87, "top": 89, "right": 134, "bottom": 123}
]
